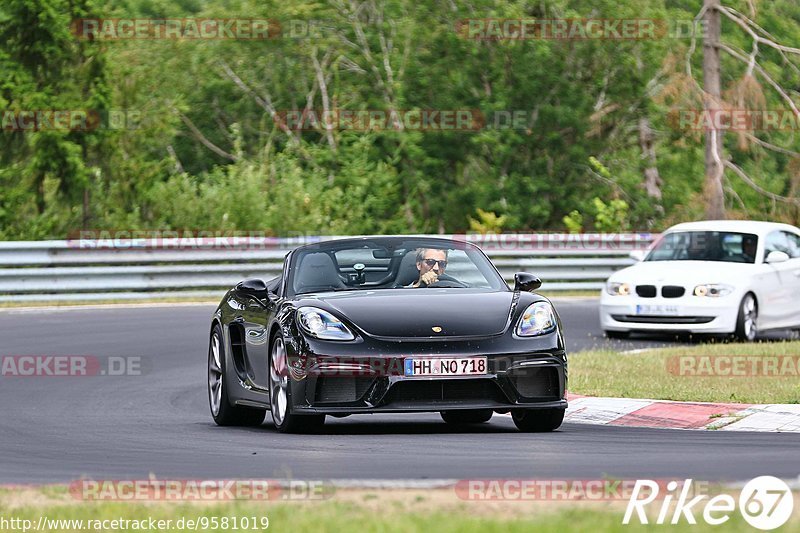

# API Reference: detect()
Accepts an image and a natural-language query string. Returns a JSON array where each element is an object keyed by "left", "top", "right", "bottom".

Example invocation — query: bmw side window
[
  {"left": 764, "top": 231, "right": 789, "bottom": 257},
  {"left": 782, "top": 232, "right": 800, "bottom": 258},
  {"left": 765, "top": 231, "right": 791, "bottom": 257}
]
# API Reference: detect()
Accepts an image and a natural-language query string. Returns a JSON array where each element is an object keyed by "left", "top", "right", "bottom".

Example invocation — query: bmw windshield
[{"left": 645, "top": 231, "right": 758, "bottom": 263}]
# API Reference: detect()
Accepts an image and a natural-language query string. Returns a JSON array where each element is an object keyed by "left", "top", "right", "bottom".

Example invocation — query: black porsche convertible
[{"left": 207, "top": 236, "right": 568, "bottom": 433}]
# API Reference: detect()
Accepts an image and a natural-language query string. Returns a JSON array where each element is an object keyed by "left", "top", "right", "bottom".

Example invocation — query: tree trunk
[
  {"left": 702, "top": 0, "right": 726, "bottom": 219},
  {"left": 36, "top": 174, "right": 45, "bottom": 215},
  {"left": 638, "top": 117, "right": 663, "bottom": 210},
  {"left": 82, "top": 188, "right": 90, "bottom": 230}
]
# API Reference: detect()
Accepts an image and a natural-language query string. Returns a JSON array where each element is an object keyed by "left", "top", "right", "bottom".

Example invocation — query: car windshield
[
  {"left": 289, "top": 238, "right": 507, "bottom": 295},
  {"left": 645, "top": 231, "right": 759, "bottom": 263}
]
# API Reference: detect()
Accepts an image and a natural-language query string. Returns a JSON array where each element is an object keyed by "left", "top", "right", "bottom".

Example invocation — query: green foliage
[
  {"left": 592, "top": 197, "right": 630, "bottom": 232},
  {"left": 559, "top": 197, "right": 630, "bottom": 232},
  {"left": 1, "top": 0, "right": 799, "bottom": 239},
  {"left": 562, "top": 211, "right": 583, "bottom": 233},
  {"left": 468, "top": 208, "right": 507, "bottom": 234}
]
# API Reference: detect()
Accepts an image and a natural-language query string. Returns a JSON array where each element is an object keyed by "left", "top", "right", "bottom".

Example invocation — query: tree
[
  {"left": 691, "top": 0, "right": 800, "bottom": 218},
  {"left": 0, "top": 0, "right": 110, "bottom": 237},
  {"left": 702, "top": 0, "right": 725, "bottom": 219}
]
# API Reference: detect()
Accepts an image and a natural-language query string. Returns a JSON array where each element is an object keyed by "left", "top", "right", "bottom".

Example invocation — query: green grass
[
  {"left": 0, "top": 297, "right": 219, "bottom": 308},
  {"left": 540, "top": 290, "right": 601, "bottom": 298},
  {"left": 571, "top": 341, "right": 800, "bottom": 404},
  {"left": 0, "top": 289, "right": 600, "bottom": 309},
  {"left": 2, "top": 488, "right": 798, "bottom": 533}
]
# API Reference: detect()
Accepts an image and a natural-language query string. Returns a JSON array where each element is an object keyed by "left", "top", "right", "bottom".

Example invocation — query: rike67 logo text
[{"left": 624, "top": 477, "right": 794, "bottom": 530}]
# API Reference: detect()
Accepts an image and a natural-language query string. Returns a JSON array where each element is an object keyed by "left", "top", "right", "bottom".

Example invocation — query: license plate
[
  {"left": 635, "top": 304, "right": 681, "bottom": 316},
  {"left": 404, "top": 357, "right": 487, "bottom": 377}
]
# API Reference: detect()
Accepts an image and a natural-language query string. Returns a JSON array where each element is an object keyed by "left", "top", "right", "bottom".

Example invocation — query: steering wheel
[{"left": 420, "top": 274, "right": 467, "bottom": 288}]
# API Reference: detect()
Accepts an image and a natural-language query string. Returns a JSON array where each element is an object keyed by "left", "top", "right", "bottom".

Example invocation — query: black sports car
[{"left": 207, "top": 236, "right": 568, "bottom": 433}]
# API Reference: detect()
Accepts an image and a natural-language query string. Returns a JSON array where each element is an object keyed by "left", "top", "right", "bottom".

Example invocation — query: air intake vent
[
  {"left": 315, "top": 377, "right": 374, "bottom": 403},
  {"left": 385, "top": 379, "right": 506, "bottom": 404},
  {"left": 662, "top": 285, "right": 685, "bottom": 298},
  {"left": 508, "top": 367, "right": 559, "bottom": 399},
  {"left": 636, "top": 285, "right": 657, "bottom": 298}
]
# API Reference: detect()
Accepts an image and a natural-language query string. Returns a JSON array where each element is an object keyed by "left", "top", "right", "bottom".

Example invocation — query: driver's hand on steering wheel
[{"left": 417, "top": 271, "right": 439, "bottom": 287}]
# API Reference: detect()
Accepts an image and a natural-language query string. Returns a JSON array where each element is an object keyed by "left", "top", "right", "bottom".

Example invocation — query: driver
[
  {"left": 741, "top": 235, "right": 757, "bottom": 263},
  {"left": 410, "top": 248, "right": 449, "bottom": 288}
]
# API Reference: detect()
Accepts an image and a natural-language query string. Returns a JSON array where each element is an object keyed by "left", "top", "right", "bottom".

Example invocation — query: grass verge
[
  {"left": 1, "top": 486, "right": 798, "bottom": 532},
  {"left": 0, "top": 298, "right": 219, "bottom": 309},
  {"left": 540, "top": 290, "right": 601, "bottom": 298},
  {"left": 0, "top": 291, "right": 599, "bottom": 309},
  {"left": 571, "top": 341, "right": 800, "bottom": 404}
]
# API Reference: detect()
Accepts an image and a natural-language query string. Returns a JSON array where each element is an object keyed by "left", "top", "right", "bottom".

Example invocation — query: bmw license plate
[
  {"left": 404, "top": 357, "right": 487, "bottom": 377},
  {"left": 635, "top": 304, "right": 681, "bottom": 316}
]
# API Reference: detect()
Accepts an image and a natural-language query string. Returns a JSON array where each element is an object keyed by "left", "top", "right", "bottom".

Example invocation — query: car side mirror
[
  {"left": 514, "top": 272, "right": 542, "bottom": 292},
  {"left": 766, "top": 251, "right": 790, "bottom": 264},
  {"left": 629, "top": 250, "right": 646, "bottom": 262},
  {"left": 237, "top": 278, "right": 272, "bottom": 298}
]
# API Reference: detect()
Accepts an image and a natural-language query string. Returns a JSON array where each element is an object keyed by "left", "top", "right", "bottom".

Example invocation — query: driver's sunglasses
[{"left": 422, "top": 259, "right": 447, "bottom": 269}]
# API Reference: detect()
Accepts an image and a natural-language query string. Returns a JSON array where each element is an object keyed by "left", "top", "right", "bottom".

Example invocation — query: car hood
[
  {"left": 611, "top": 260, "right": 754, "bottom": 284},
  {"left": 299, "top": 289, "right": 514, "bottom": 338}
]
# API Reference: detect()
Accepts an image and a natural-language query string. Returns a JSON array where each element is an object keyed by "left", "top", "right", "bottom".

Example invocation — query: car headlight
[
  {"left": 297, "top": 307, "right": 355, "bottom": 340},
  {"left": 606, "top": 282, "right": 631, "bottom": 296},
  {"left": 516, "top": 302, "right": 557, "bottom": 337},
  {"left": 693, "top": 284, "right": 734, "bottom": 297}
]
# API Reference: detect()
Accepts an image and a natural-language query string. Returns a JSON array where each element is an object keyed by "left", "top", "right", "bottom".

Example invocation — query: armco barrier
[{"left": 0, "top": 233, "right": 655, "bottom": 301}]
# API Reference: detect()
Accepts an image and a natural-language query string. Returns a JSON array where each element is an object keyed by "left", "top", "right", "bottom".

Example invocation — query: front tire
[
  {"left": 734, "top": 293, "right": 758, "bottom": 342},
  {"left": 511, "top": 408, "right": 564, "bottom": 432},
  {"left": 440, "top": 409, "right": 493, "bottom": 424},
  {"left": 208, "top": 324, "right": 266, "bottom": 427},
  {"left": 269, "top": 335, "right": 325, "bottom": 433}
]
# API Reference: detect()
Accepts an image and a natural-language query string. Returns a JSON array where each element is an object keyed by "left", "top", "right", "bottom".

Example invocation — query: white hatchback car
[{"left": 600, "top": 220, "right": 800, "bottom": 340}]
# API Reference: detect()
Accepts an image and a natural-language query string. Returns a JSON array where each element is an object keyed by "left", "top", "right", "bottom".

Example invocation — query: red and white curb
[{"left": 565, "top": 394, "right": 800, "bottom": 432}]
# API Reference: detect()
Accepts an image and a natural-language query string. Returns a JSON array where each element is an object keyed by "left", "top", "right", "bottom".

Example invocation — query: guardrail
[{"left": 0, "top": 233, "right": 656, "bottom": 301}]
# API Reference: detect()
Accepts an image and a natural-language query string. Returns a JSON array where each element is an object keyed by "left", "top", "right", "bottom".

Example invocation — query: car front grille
[
  {"left": 635, "top": 285, "right": 657, "bottom": 298},
  {"left": 662, "top": 285, "right": 685, "bottom": 298},
  {"left": 508, "top": 367, "right": 559, "bottom": 399},
  {"left": 314, "top": 376, "right": 375, "bottom": 403},
  {"left": 384, "top": 379, "right": 507, "bottom": 404}
]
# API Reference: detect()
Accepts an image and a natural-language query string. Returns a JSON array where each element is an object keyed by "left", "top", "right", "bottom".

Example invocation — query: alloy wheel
[
  {"left": 270, "top": 337, "right": 289, "bottom": 425},
  {"left": 208, "top": 331, "right": 223, "bottom": 416}
]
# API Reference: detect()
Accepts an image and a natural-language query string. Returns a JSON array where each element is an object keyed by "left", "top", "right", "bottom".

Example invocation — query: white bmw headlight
[
  {"left": 693, "top": 284, "right": 734, "bottom": 297},
  {"left": 516, "top": 302, "right": 557, "bottom": 337},
  {"left": 606, "top": 282, "right": 631, "bottom": 296},
  {"left": 297, "top": 307, "right": 355, "bottom": 340}
]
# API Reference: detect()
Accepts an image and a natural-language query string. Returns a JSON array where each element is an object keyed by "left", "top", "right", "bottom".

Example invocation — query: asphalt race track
[{"left": 1, "top": 299, "right": 798, "bottom": 483}]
